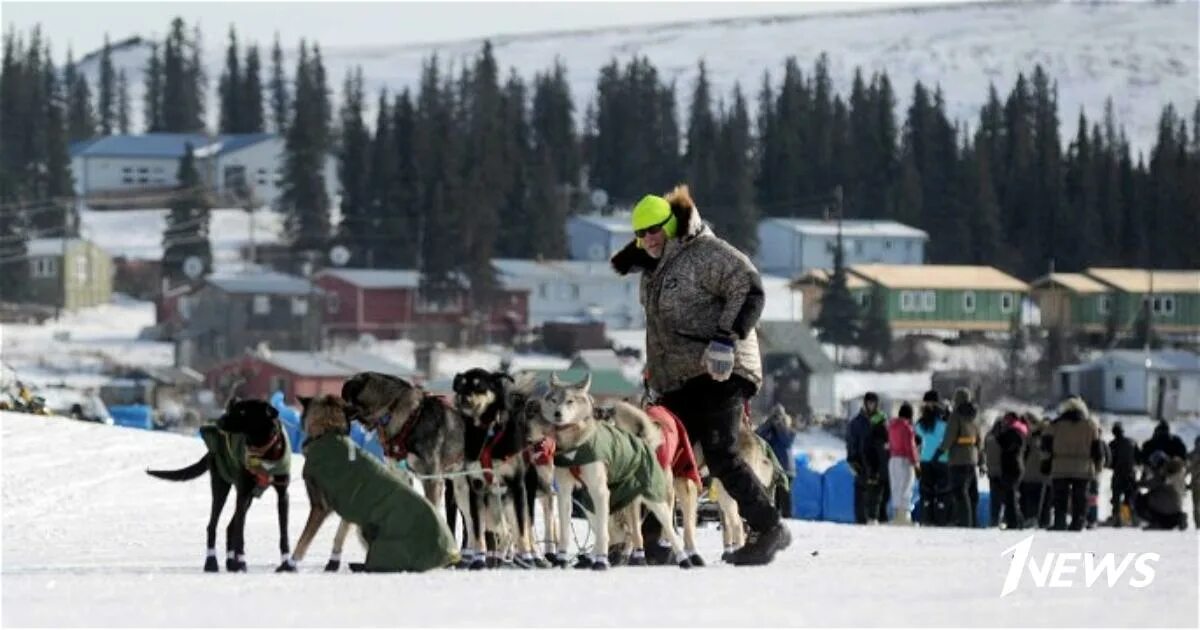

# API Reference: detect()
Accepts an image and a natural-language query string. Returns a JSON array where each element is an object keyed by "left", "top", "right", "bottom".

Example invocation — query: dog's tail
[
  {"left": 146, "top": 455, "right": 210, "bottom": 482},
  {"left": 613, "top": 401, "right": 663, "bottom": 452}
]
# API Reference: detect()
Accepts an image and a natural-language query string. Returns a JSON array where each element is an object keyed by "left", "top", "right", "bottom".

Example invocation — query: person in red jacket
[{"left": 887, "top": 403, "right": 920, "bottom": 525}]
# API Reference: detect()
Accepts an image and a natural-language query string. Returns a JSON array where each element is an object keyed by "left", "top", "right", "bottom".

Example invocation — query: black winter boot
[{"left": 728, "top": 522, "right": 792, "bottom": 566}]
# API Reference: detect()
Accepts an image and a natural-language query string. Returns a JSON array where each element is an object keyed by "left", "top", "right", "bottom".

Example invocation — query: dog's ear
[{"left": 575, "top": 372, "right": 592, "bottom": 395}]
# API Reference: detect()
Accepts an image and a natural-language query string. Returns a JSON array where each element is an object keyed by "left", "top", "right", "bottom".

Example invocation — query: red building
[
  {"left": 204, "top": 346, "right": 417, "bottom": 402},
  {"left": 314, "top": 268, "right": 529, "bottom": 344}
]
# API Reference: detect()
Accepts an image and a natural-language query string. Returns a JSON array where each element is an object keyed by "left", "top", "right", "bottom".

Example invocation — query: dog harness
[
  {"left": 379, "top": 395, "right": 452, "bottom": 461},
  {"left": 199, "top": 419, "right": 291, "bottom": 492}
]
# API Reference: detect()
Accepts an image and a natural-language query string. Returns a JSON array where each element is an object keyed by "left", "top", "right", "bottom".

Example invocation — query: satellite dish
[
  {"left": 183, "top": 256, "right": 204, "bottom": 280},
  {"left": 590, "top": 189, "right": 609, "bottom": 211},
  {"left": 330, "top": 245, "right": 351, "bottom": 267}
]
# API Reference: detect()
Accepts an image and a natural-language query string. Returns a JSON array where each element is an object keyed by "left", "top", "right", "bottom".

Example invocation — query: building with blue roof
[{"left": 69, "top": 133, "right": 337, "bottom": 210}]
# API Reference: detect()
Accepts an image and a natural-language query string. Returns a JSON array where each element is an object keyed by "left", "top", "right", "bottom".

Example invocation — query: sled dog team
[{"left": 147, "top": 368, "right": 784, "bottom": 573}]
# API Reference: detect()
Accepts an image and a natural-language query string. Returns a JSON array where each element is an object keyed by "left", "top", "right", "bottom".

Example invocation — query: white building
[
  {"left": 566, "top": 213, "right": 635, "bottom": 262},
  {"left": 1056, "top": 350, "right": 1200, "bottom": 418},
  {"left": 492, "top": 258, "right": 642, "bottom": 329},
  {"left": 69, "top": 133, "right": 337, "bottom": 210},
  {"left": 755, "top": 218, "right": 928, "bottom": 278}
]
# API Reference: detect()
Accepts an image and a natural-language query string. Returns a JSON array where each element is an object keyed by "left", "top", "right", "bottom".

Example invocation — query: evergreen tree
[
  {"left": 97, "top": 34, "right": 115, "bottom": 135},
  {"left": 65, "top": 49, "right": 96, "bottom": 142},
  {"left": 858, "top": 284, "right": 892, "bottom": 369},
  {"left": 361, "top": 89, "right": 395, "bottom": 268},
  {"left": 814, "top": 230, "right": 860, "bottom": 362},
  {"left": 389, "top": 88, "right": 420, "bottom": 268},
  {"left": 218, "top": 26, "right": 241, "bottom": 133},
  {"left": 496, "top": 70, "right": 534, "bottom": 258},
  {"left": 459, "top": 42, "right": 505, "bottom": 306},
  {"left": 37, "top": 46, "right": 74, "bottom": 235},
  {"left": 530, "top": 60, "right": 579, "bottom": 188},
  {"left": 115, "top": 69, "right": 130, "bottom": 133},
  {"left": 713, "top": 83, "right": 758, "bottom": 254},
  {"left": 335, "top": 68, "right": 371, "bottom": 265},
  {"left": 162, "top": 143, "right": 212, "bottom": 285},
  {"left": 684, "top": 61, "right": 719, "bottom": 230},
  {"left": 143, "top": 41, "right": 164, "bottom": 132},
  {"left": 269, "top": 33, "right": 289, "bottom": 134},
  {"left": 279, "top": 40, "right": 332, "bottom": 257},
  {"left": 160, "top": 18, "right": 188, "bottom": 131},
  {"left": 241, "top": 44, "right": 264, "bottom": 133}
]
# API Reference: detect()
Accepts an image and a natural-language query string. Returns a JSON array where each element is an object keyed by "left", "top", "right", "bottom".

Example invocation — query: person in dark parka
[
  {"left": 1108, "top": 422, "right": 1140, "bottom": 526},
  {"left": 847, "top": 392, "right": 885, "bottom": 524},
  {"left": 994, "top": 412, "right": 1028, "bottom": 529}
]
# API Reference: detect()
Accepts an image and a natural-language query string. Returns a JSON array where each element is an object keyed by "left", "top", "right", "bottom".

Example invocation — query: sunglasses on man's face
[{"left": 635, "top": 217, "right": 670, "bottom": 238}]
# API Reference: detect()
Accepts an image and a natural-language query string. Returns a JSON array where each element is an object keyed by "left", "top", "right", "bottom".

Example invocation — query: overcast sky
[{"left": 5, "top": 1, "right": 903, "bottom": 59}]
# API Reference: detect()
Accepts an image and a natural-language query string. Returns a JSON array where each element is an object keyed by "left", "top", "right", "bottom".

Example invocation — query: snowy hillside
[
  {"left": 3, "top": 412, "right": 1197, "bottom": 626},
  {"left": 76, "top": 1, "right": 1198, "bottom": 152}
]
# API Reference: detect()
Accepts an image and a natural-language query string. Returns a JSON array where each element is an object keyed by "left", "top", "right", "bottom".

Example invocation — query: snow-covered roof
[
  {"left": 764, "top": 218, "right": 928, "bottom": 240},
  {"left": 570, "top": 213, "right": 635, "bottom": 234},
  {"left": 317, "top": 268, "right": 422, "bottom": 289},
  {"left": 571, "top": 349, "right": 625, "bottom": 372},
  {"left": 849, "top": 264, "right": 1028, "bottom": 291},
  {"left": 260, "top": 351, "right": 355, "bottom": 378},
  {"left": 1032, "top": 272, "right": 1110, "bottom": 294},
  {"left": 493, "top": 258, "right": 628, "bottom": 282},
  {"left": 1085, "top": 268, "right": 1200, "bottom": 294},
  {"left": 207, "top": 271, "right": 317, "bottom": 295},
  {"left": 1089, "top": 350, "right": 1200, "bottom": 373},
  {"left": 70, "top": 133, "right": 275, "bottom": 159},
  {"left": 24, "top": 238, "right": 86, "bottom": 257}
]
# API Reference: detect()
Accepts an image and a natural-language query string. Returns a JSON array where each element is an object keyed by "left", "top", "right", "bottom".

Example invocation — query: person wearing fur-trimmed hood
[
  {"left": 1041, "top": 396, "right": 1103, "bottom": 532},
  {"left": 612, "top": 185, "right": 788, "bottom": 566}
]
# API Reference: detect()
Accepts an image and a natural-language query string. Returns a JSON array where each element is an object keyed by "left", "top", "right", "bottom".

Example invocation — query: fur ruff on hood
[{"left": 611, "top": 185, "right": 705, "bottom": 276}]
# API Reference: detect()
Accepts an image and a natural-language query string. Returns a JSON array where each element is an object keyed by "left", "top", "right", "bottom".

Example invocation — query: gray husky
[{"left": 537, "top": 372, "right": 691, "bottom": 570}]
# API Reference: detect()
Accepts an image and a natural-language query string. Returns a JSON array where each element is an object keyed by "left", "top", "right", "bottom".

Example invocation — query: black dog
[
  {"left": 146, "top": 399, "right": 291, "bottom": 572},
  {"left": 453, "top": 368, "right": 551, "bottom": 568}
]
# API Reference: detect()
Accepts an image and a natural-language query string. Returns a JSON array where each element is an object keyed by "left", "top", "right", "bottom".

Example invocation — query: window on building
[
  {"left": 1098, "top": 295, "right": 1112, "bottom": 315},
  {"left": 962, "top": 290, "right": 976, "bottom": 313},
  {"left": 856, "top": 292, "right": 870, "bottom": 308},
  {"left": 137, "top": 177, "right": 148, "bottom": 183},
  {"left": 1164, "top": 296, "right": 1176, "bottom": 315},
  {"left": 921, "top": 291, "right": 936, "bottom": 312},
  {"left": 291, "top": 297, "right": 309, "bottom": 316},
  {"left": 1114, "top": 375, "right": 1125, "bottom": 392},
  {"left": 74, "top": 256, "right": 88, "bottom": 282},
  {"left": 122, "top": 166, "right": 133, "bottom": 174},
  {"left": 224, "top": 165, "right": 247, "bottom": 193},
  {"left": 137, "top": 167, "right": 148, "bottom": 174},
  {"left": 884, "top": 240, "right": 893, "bottom": 250},
  {"left": 253, "top": 295, "right": 270, "bottom": 315},
  {"left": 900, "top": 291, "right": 916, "bottom": 312},
  {"left": 32, "top": 257, "right": 57, "bottom": 278},
  {"left": 1000, "top": 292, "right": 1015, "bottom": 313},
  {"left": 122, "top": 176, "right": 133, "bottom": 184},
  {"left": 327, "top": 293, "right": 340, "bottom": 315}
]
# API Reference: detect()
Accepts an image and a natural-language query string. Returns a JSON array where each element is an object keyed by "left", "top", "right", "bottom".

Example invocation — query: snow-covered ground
[
  {"left": 3, "top": 412, "right": 1197, "bottom": 627},
  {"left": 0, "top": 295, "right": 173, "bottom": 390},
  {"left": 76, "top": 1, "right": 1197, "bottom": 153},
  {"left": 79, "top": 208, "right": 285, "bottom": 272}
]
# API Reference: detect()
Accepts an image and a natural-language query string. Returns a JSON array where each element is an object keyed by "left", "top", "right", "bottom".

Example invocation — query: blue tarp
[
  {"left": 350, "top": 422, "right": 385, "bottom": 460},
  {"left": 791, "top": 456, "right": 824, "bottom": 520},
  {"left": 108, "top": 404, "right": 153, "bottom": 430},
  {"left": 270, "top": 392, "right": 306, "bottom": 454},
  {"left": 821, "top": 459, "right": 857, "bottom": 523},
  {"left": 977, "top": 492, "right": 991, "bottom": 528}
]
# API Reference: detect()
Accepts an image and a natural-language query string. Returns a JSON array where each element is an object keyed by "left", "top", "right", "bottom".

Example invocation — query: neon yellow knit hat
[{"left": 631, "top": 194, "right": 678, "bottom": 247}]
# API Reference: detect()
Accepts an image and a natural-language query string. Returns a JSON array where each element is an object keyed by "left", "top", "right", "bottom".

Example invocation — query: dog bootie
[
  {"left": 573, "top": 554, "right": 594, "bottom": 570},
  {"left": 627, "top": 549, "right": 646, "bottom": 567},
  {"left": 590, "top": 556, "right": 610, "bottom": 571},
  {"left": 688, "top": 552, "right": 705, "bottom": 567}
]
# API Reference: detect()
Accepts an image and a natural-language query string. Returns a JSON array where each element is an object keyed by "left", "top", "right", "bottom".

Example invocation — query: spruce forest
[{"left": 2, "top": 19, "right": 1198, "bottom": 304}]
